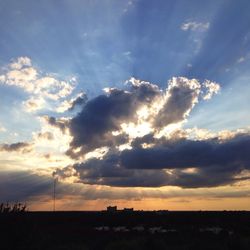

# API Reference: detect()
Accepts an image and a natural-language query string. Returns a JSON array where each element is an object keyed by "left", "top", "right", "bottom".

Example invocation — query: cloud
[
  {"left": 37, "top": 132, "right": 54, "bottom": 141},
  {"left": 4, "top": 66, "right": 37, "bottom": 92},
  {"left": 154, "top": 77, "right": 201, "bottom": 128},
  {"left": 23, "top": 96, "right": 46, "bottom": 112},
  {"left": 57, "top": 77, "right": 218, "bottom": 158},
  {"left": 9, "top": 57, "right": 32, "bottom": 70},
  {"left": 237, "top": 57, "right": 245, "bottom": 63},
  {"left": 34, "top": 77, "right": 74, "bottom": 100},
  {"left": 180, "top": 21, "right": 211, "bottom": 53},
  {"left": 121, "top": 134, "right": 250, "bottom": 170},
  {"left": 56, "top": 92, "right": 88, "bottom": 113},
  {"left": 67, "top": 79, "right": 162, "bottom": 157},
  {"left": 0, "top": 170, "right": 53, "bottom": 202},
  {"left": 0, "top": 124, "right": 6, "bottom": 132},
  {"left": 43, "top": 116, "right": 69, "bottom": 133},
  {"left": 0, "top": 142, "right": 33, "bottom": 153},
  {"left": 30, "top": 116, "right": 74, "bottom": 168},
  {"left": 56, "top": 155, "right": 170, "bottom": 187},
  {"left": 68, "top": 92, "right": 88, "bottom": 111},
  {"left": 202, "top": 80, "right": 220, "bottom": 100},
  {"left": 236, "top": 53, "right": 250, "bottom": 64},
  {"left": 0, "top": 57, "right": 75, "bottom": 112},
  {"left": 1, "top": 169, "right": 249, "bottom": 208},
  {"left": 49, "top": 76, "right": 250, "bottom": 189},
  {"left": 26, "top": 76, "right": 249, "bottom": 189},
  {"left": 55, "top": 133, "right": 250, "bottom": 188},
  {"left": 181, "top": 21, "right": 210, "bottom": 32}
]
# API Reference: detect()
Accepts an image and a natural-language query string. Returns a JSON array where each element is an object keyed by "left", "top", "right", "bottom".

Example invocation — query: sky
[{"left": 0, "top": 0, "right": 250, "bottom": 211}]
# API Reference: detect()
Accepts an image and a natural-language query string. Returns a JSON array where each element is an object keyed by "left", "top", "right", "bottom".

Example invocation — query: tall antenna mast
[{"left": 53, "top": 177, "right": 56, "bottom": 212}]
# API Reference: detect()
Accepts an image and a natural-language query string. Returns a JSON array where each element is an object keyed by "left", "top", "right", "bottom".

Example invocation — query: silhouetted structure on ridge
[
  {"left": 123, "top": 207, "right": 134, "bottom": 212},
  {"left": 106, "top": 206, "right": 134, "bottom": 212},
  {"left": 106, "top": 206, "right": 117, "bottom": 212}
]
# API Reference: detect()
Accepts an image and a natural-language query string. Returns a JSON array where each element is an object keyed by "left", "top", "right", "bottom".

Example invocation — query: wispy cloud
[
  {"left": 0, "top": 124, "right": 6, "bottom": 132},
  {"left": 0, "top": 57, "right": 76, "bottom": 112},
  {"left": 181, "top": 21, "right": 210, "bottom": 32},
  {"left": 56, "top": 92, "right": 87, "bottom": 113},
  {"left": 236, "top": 53, "right": 250, "bottom": 64},
  {"left": 0, "top": 142, "right": 33, "bottom": 153}
]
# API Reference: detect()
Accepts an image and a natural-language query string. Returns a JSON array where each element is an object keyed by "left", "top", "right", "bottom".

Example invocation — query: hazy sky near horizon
[{"left": 0, "top": 0, "right": 250, "bottom": 211}]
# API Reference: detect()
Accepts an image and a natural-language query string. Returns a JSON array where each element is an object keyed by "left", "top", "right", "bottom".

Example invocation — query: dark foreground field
[{"left": 1, "top": 211, "right": 250, "bottom": 250}]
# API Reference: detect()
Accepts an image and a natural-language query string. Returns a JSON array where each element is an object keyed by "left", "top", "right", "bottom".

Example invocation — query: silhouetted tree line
[{"left": 0, "top": 202, "right": 27, "bottom": 213}]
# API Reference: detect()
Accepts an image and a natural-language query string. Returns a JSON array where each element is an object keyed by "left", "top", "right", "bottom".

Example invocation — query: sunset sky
[{"left": 0, "top": 0, "right": 250, "bottom": 211}]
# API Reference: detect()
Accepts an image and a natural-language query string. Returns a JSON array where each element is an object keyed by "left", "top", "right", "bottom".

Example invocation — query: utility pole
[{"left": 53, "top": 177, "right": 56, "bottom": 212}]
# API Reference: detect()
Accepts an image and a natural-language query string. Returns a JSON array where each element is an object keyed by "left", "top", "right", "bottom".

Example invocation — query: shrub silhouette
[{"left": 0, "top": 202, "right": 27, "bottom": 213}]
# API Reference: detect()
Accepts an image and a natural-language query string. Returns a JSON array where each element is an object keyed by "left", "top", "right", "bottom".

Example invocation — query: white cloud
[
  {"left": 186, "top": 127, "right": 250, "bottom": 141},
  {"left": 0, "top": 57, "right": 75, "bottom": 112},
  {"left": 0, "top": 124, "right": 6, "bottom": 132},
  {"left": 56, "top": 92, "right": 86, "bottom": 113},
  {"left": 0, "top": 75, "right": 6, "bottom": 82},
  {"left": 23, "top": 96, "right": 46, "bottom": 112},
  {"left": 123, "top": 0, "right": 135, "bottom": 13},
  {"left": 202, "top": 80, "right": 220, "bottom": 100},
  {"left": 6, "top": 67, "right": 37, "bottom": 91},
  {"left": 34, "top": 77, "right": 74, "bottom": 100},
  {"left": 9, "top": 57, "right": 31, "bottom": 70},
  {"left": 237, "top": 57, "right": 245, "bottom": 63},
  {"left": 181, "top": 21, "right": 210, "bottom": 32},
  {"left": 186, "top": 127, "right": 215, "bottom": 140},
  {"left": 180, "top": 21, "right": 210, "bottom": 53},
  {"left": 56, "top": 99, "right": 74, "bottom": 113}
]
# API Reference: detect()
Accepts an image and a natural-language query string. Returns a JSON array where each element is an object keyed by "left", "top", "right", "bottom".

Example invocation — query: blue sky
[
  {"left": 1, "top": 0, "right": 250, "bottom": 136},
  {"left": 0, "top": 0, "right": 250, "bottom": 210}
]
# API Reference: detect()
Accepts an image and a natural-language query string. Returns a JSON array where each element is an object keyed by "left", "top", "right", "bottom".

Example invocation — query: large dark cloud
[
  {"left": 48, "top": 77, "right": 250, "bottom": 189},
  {"left": 154, "top": 78, "right": 200, "bottom": 128},
  {"left": 121, "top": 134, "right": 250, "bottom": 169},
  {"left": 64, "top": 77, "right": 214, "bottom": 157},
  {"left": 63, "top": 154, "right": 170, "bottom": 187},
  {"left": 56, "top": 134, "right": 250, "bottom": 188},
  {"left": 120, "top": 134, "right": 250, "bottom": 187},
  {"left": 47, "top": 77, "right": 217, "bottom": 158},
  {"left": 0, "top": 171, "right": 53, "bottom": 201},
  {"left": 67, "top": 81, "right": 161, "bottom": 157},
  {"left": 1, "top": 169, "right": 249, "bottom": 205}
]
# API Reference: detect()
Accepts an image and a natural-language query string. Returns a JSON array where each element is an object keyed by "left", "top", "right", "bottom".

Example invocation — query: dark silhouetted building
[
  {"left": 123, "top": 208, "right": 134, "bottom": 212},
  {"left": 106, "top": 206, "right": 117, "bottom": 212}
]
